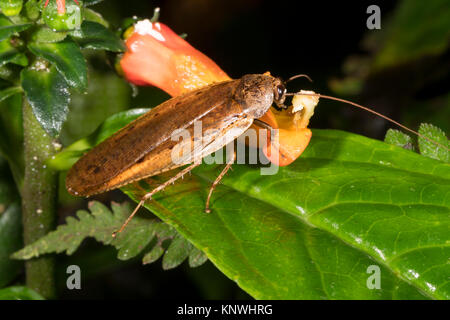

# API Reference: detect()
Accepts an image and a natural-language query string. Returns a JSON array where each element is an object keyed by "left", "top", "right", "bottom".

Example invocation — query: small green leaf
[
  {"left": 0, "top": 203, "right": 22, "bottom": 287},
  {"left": 384, "top": 129, "right": 414, "bottom": 150},
  {"left": 31, "top": 26, "right": 68, "bottom": 43},
  {"left": 71, "top": 21, "right": 125, "bottom": 52},
  {"left": 0, "top": 85, "right": 21, "bottom": 102},
  {"left": 0, "top": 39, "right": 28, "bottom": 67},
  {"left": 24, "top": 0, "right": 40, "bottom": 21},
  {"left": 84, "top": 0, "right": 104, "bottom": 6},
  {"left": 418, "top": 123, "right": 449, "bottom": 162},
  {"left": 21, "top": 66, "right": 70, "bottom": 137},
  {"left": 116, "top": 223, "right": 154, "bottom": 261},
  {"left": 188, "top": 247, "right": 208, "bottom": 268},
  {"left": 12, "top": 201, "right": 208, "bottom": 269},
  {"left": 28, "top": 38, "right": 87, "bottom": 91},
  {"left": 142, "top": 245, "right": 165, "bottom": 265},
  {"left": 0, "top": 63, "right": 16, "bottom": 81},
  {"left": 0, "top": 286, "right": 44, "bottom": 300},
  {"left": 162, "top": 233, "right": 193, "bottom": 270},
  {"left": 0, "top": 22, "right": 32, "bottom": 42},
  {"left": 0, "top": 0, "right": 23, "bottom": 17},
  {"left": 82, "top": 7, "right": 108, "bottom": 27},
  {"left": 0, "top": 93, "right": 23, "bottom": 185},
  {"left": 42, "top": 0, "right": 82, "bottom": 32},
  {"left": 0, "top": 13, "right": 10, "bottom": 26},
  {"left": 48, "top": 108, "right": 148, "bottom": 170},
  {"left": 142, "top": 222, "right": 177, "bottom": 265},
  {"left": 329, "top": 77, "right": 363, "bottom": 96},
  {"left": 0, "top": 157, "right": 17, "bottom": 206}
]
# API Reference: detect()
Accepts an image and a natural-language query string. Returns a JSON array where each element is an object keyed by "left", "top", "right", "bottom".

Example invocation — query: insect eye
[
  {"left": 277, "top": 84, "right": 286, "bottom": 99},
  {"left": 277, "top": 85, "right": 285, "bottom": 97},
  {"left": 275, "top": 84, "right": 286, "bottom": 102}
]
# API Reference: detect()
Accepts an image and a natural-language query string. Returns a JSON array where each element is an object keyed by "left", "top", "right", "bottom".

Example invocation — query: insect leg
[
  {"left": 205, "top": 152, "right": 236, "bottom": 213},
  {"left": 112, "top": 161, "right": 201, "bottom": 237}
]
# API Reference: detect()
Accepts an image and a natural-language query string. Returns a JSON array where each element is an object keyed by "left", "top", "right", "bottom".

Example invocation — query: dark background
[{"left": 55, "top": 0, "right": 448, "bottom": 299}]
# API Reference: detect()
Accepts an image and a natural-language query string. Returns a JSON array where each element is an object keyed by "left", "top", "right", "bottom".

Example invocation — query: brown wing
[{"left": 66, "top": 79, "right": 250, "bottom": 196}]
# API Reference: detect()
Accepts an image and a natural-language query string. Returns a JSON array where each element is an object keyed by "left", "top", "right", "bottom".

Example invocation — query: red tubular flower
[
  {"left": 120, "top": 19, "right": 314, "bottom": 166},
  {"left": 120, "top": 20, "right": 229, "bottom": 96}
]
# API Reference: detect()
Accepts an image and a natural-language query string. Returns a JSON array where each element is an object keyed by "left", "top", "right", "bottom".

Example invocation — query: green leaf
[
  {"left": 0, "top": 38, "right": 27, "bottom": 67},
  {"left": 118, "top": 129, "right": 449, "bottom": 299},
  {"left": 0, "top": 63, "right": 18, "bottom": 81},
  {"left": 48, "top": 108, "right": 148, "bottom": 170},
  {"left": 0, "top": 157, "right": 17, "bottom": 206},
  {"left": 0, "top": 22, "right": 31, "bottom": 42},
  {"left": 0, "top": 203, "right": 22, "bottom": 287},
  {"left": 0, "top": 286, "right": 44, "bottom": 300},
  {"left": 0, "top": 0, "right": 23, "bottom": 17},
  {"left": 24, "top": 0, "right": 39, "bottom": 21},
  {"left": 28, "top": 38, "right": 87, "bottom": 91},
  {"left": 21, "top": 66, "right": 70, "bottom": 137},
  {"left": 418, "top": 123, "right": 449, "bottom": 163},
  {"left": 188, "top": 246, "right": 209, "bottom": 268},
  {"left": 31, "top": 26, "right": 68, "bottom": 43},
  {"left": 82, "top": 7, "right": 108, "bottom": 27},
  {"left": 12, "top": 201, "right": 208, "bottom": 269},
  {"left": 84, "top": 0, "right": 104, "bottom": 6},
  {"left": 0, "top": 13, "right": 10, "bottom": 26},
  {"left": 71, "top": 21, "right": 125, "bottom": 52},
  {"left": 162, "top": 233, "right": 193, "bottom": 270},
  {"left": 0, "top": 85, "right": 21, "bottom": 102},
  {"left": 384, "top": 129, "right": 414, "bottom": 150},
  {"left": 0, "top": 93, "right": 23, "bottom": 186}
]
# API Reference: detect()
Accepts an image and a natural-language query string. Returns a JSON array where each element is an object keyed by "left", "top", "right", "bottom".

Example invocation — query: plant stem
[{"left": 21, "top": 98, "right": 58, "bottom": 299}]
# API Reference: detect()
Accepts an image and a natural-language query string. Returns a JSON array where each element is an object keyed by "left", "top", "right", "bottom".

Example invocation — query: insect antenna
[
  {"left": 286, "top": 74, "right": 313, "bottom": 83},
  {"left": 285, "top": 92, "right": 450, "bottom": 152}
]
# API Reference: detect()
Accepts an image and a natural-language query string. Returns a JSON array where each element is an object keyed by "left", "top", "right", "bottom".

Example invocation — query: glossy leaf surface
[
  {"left": 121, "top": 129, "right": 449, "bottom": 299},
  {"left": 71, "top": 21, "right": 125, "bottom": 52},
  {"left": 28, "top": 38, "right": 87, "bottom": 91},
  {"left": 21, "top": 66, "right": 70, "bottom": 137}
]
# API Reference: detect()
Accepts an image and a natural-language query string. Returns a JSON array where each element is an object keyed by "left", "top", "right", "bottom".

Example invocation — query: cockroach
[{"left": 65, "top": 73, "right": 448, "bottom": 237}]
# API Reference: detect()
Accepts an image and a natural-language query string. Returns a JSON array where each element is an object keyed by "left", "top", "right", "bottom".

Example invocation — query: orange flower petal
[{"left": 264, "top": 128, "right": 312, "bottom": 166}]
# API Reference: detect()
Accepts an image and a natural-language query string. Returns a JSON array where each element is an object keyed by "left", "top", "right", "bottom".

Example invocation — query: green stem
[{"left": 21, "top": 97, "right": 58, "bottom": 299}]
